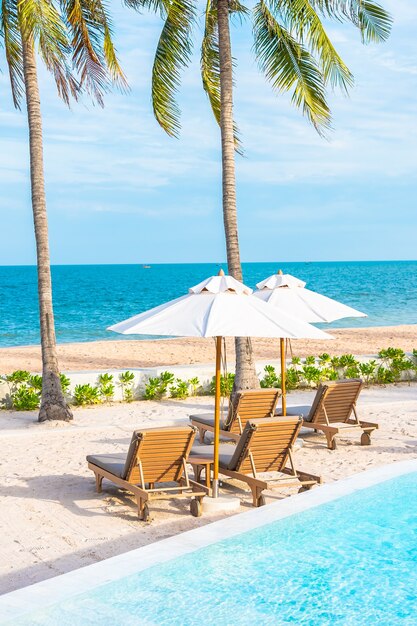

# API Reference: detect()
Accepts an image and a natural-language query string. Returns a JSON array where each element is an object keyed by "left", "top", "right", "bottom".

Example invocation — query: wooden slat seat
[
  {"left": 282, "top": 379, "right": 378, "bottom": 450},
  {"left": 189, "top": 417, "right": 322, "bottom": 506},
  {"left": 190, "top": 388, "right": 280, "bottom": 443},
  {"left": 87, "top": 426, "right": 208, "bottom": 521}
]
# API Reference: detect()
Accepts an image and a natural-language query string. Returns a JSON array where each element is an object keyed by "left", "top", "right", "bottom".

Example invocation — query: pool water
[{"left": 12, "top": 473, "right": 417, "bottom": 625}]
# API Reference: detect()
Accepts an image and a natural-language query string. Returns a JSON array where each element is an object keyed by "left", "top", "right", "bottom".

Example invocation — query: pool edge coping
[{"left": 1, "top": 459, "right": 417, "bottom": 622}]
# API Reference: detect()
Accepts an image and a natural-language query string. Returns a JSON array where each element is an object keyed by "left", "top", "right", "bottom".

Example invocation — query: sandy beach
[
  {"left": 1, "top": 383, "right": 416, "bottom": 595},
  {"left": 0, "top": 324, "right": 415, "bottom": 374}
]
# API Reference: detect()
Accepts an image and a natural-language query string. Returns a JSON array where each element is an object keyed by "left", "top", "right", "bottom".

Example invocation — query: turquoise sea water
[
  {"left": 0, "top": 261, "right": 416, "bottom": 348},
  {"left": 11, "top": 472, "right": 417, "bottom": 625}
]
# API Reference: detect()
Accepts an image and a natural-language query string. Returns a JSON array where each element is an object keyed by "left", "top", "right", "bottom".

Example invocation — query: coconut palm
[
  {"left": 128, "top": 0, "right": 392, "bottom": 391},
  {"left": 1, "top": 0, "right": 126, "bottom": 421}
]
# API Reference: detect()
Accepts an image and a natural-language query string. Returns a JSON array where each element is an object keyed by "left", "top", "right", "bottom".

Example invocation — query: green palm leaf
[
  {"left": 309, "top": 0, "right": 392, "bottom": 42},
  {"left": 152, "top": 0, "right": 196, "bottom": 136},
  {"left": 270, "top": 0, "right": 353, "bottom": 92},
  {"left": 253, "top": 0, "right": 331, "bottom": 134},
  {"left": 0, "top": 0, "right": 24, "bottom": 107},
  {"left": 19, "top": 0, "right": 78, "bottom": 105}
]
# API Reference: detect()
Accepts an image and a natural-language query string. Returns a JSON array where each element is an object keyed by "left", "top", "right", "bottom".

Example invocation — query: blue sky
[{"left": 0, "top": 0, "right": 416, "bottom": 265}]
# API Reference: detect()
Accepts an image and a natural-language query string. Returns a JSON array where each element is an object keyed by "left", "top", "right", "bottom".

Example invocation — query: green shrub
[
  {"left": 359, "top": 360, "right": 377, "bottom": 385},
  {"left": 73, "top": 384, "right": 101, "bottom": 406},
  {"left": 209, "top": 373, "right": 235, "bottom": 397},
  {"left": 97, "top": 373, "right": 115, "bottom": 402},
  {"left": 119, "top": 371, "right": 135, "bottom": 402},
  {"left": 188, "top": 377, "right": 200, "bottom": 396},
  {"left": 12, "top": 387, "right": 40, "bottom": 411},
  {"left": 260, "top": 365, "right": 280, "bottom": 388},
  {"left": 143, "top": 371, "right": 175, "bottom": 400},
  {"left": 170, "top": 379, "right": 190, "bottom": 399},
  {"left": 60, "top": 374, "right": 71, "bottom": 395}
]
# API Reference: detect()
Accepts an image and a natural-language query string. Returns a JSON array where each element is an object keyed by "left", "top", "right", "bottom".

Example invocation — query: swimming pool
[{"left": 2, "top": 461, "right": 417, "bottom": 625}]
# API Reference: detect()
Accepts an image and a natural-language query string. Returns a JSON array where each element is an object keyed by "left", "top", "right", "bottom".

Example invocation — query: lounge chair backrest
[
  {"left": 228, "top": 417, "right": 301, "bottom": 474},
  {"left": 225, "top": 389, "right": 281, "bottom": 434},
  {"left": 311, "top": 379, "right": 362, "bottom": 425},
  {"left": 123, "top": 426, "right": 196, "bottom": 484}
]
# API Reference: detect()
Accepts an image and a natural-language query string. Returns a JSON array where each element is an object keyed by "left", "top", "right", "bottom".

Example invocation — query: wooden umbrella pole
[
  {"left": 212, "top": 336, "right": 222, "bottom": 498},
  {"left": 280, "top": 337, "right": 286, "bottom": 416}
]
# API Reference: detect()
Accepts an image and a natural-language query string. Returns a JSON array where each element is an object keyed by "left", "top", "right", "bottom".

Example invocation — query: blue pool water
[
  {"left": 0, "top": 260, "right": 416, "bottom": 347},
  {"left": 13, "top": 472, "right": 417, "bottom": 625}
]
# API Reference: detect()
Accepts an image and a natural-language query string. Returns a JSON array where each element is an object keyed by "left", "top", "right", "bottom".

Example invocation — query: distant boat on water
[{"left": 142, "top": 265, "right": 151, "bottom": 269}]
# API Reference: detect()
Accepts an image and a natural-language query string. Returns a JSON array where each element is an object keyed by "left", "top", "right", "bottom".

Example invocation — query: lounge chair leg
[
  {"left": 361, "top": 432, "right": 371, "bottom": 446},
  {"left": 198, "top": 428, "right": 207, "bottom": 444},
  {"left": 136, "top": 496, "right": 151, "bottom": 522},
  {"left": 251, "top": 486, "right": 265, "bottom": 507},
  {"left": 193, "top": 465, "right": 203, "bottom": 483},
  {"left": 95, "top": 473, "right": 103, "bottom": 493},
  {"left": 326, "top": 434, "right": 337, "bottom": 450}
]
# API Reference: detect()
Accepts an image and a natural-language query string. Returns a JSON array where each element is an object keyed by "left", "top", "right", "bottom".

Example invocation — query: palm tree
[
  {"left": 128, "top": 0, "right": 392, "bottom": 391},
  {"left": 1, "top": 0, "right": 126, "bottom": 421}
]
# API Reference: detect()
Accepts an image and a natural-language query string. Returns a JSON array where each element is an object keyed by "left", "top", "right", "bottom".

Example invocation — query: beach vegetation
[
  {"left": 0, "top": 370, "right": 70, "bottom": 410},
  {"left": 126, "top": 0, "right": 391, "bottom": 397},
  {"left": 170, "top": 379, "right": 190, "bottom": 399},
  {"left": 188, "top": 377, "right": 200, "bottom": 396},
  {"left": 0, "top": 0, "right": 126, "bottom": 423},
  {"left": 118, "top": 371, "right": 136, "bottom": 402},
  {"left": 73, "top": 384, "right": 101, "bottom": 407},
  {"left": 98, "top": 374, "right": 115, "bottom": 402},
  {"left": 209, "top": 373, "right": 235, "bottom": 397}
]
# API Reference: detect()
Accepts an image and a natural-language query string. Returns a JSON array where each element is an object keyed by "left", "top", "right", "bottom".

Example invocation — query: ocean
[{"left": 0, "top": 261, "right": 416, "bottom": 348}]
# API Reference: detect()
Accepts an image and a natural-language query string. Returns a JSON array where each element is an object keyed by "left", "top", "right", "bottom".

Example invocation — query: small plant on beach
[
  {"left": 300, "top": 365, "right": 322, "bottom": 388},
  {"left": 188, "top": 377, "right": 200, "bottom": 396},
  {"left": 119, "top": 371, "right": 135, "bottom": 402},
  {"left": 143, "top": 371, "right": 175, "bottom": 400},
  {"left": 170, "top": 379, "right": 190, "bottom": 400},
  {"left": 60, "top": 374, "right": 71, "bottom": 396},
  {"left": 98, "top": 374, "right": 115, "bottom": 402},
  {"left": 260, "top": 365, "right": 280, "bottom": 389},
  {"left": 359, "top": 361, "right": 377, "bottom": 385},
  {"left": 209, "top": 373, "right": 235, "bottom": 397},
  {"left": 73, "top": 384, "right": 101, "bottom": 406},
  {"left": 11, "top": 387, "right": 41, "bottom": 411}
]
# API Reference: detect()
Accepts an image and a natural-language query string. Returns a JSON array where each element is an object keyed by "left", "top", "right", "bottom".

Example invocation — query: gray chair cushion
[
  {"left": 189, "top": 442, "right": 235, "bottom": 469},
  {"left": 86, "top": 453, "right": 127, "bottom": 478},
  {"left": 189, "top": 414, "right": 227, "bottom": 429},
  {"left": 277, "top": 404, "right": 313, "bottom": 421}
]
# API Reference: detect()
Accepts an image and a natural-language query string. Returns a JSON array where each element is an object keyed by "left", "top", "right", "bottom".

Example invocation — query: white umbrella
[
  {"left": 108, "top": 271, "right": 332, "bottom": 498},
  {"left": 254, "top": 270, "right": 366, "bottom": 414}
]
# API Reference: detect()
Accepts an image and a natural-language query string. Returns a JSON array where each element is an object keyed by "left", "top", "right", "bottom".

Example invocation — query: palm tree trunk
[
  {"left": 217, "top": 0, "right": 259, "bottom": 391},
  {"left": 21, "top": 33, "right": 73, "bottom": 422}
]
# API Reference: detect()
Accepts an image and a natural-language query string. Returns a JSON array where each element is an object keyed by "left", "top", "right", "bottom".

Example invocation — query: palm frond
[
  {"left": 309, "top": 0, "right": 392, "bottom": 43},
  {"left": 269, "top": 0, "right": 353, "bottom": 92},
  {"left": 61, "top": 0, "right": 113, "bottom": 105},
  {"left": 152, "top": 0, "right": 196, "bottom": 136},
  {"left": 123, "top": 0, "right": 169, "bottom": 19},
  {"left": 0, "top": 0, "right": 24, "bottom": 107},
  {"left": 253, "top": 0, "right": 331, "bottom": 134},
  {"left": 19, "top": 0, "right": 78, "bottom": 105}
]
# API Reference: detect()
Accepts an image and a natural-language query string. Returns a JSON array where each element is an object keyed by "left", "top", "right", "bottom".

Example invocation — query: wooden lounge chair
[
  {"left": 190, "top": 388, "right": 280, "bottom": 443},
  {"left": 282, "top": 378, "right": 378, "bottom": 450},
  {"left": 87, "top": 426, "right": 207, "bottom": 521},
  {"left": 189, "top": 417, "right": 322, "bottom": 507}
]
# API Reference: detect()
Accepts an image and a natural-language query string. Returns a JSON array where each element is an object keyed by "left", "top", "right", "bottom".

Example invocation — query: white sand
[{"left": 1, "top": 384, "right": 416, "bottom": 595}]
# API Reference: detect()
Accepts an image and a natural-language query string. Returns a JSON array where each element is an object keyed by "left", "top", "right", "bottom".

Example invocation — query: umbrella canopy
[
  {"left": 108, "top": 273, "right": 333, "bottom": 340},
  {"left": 107, "top": 271, "right": 332, "bottom": 500},
  {"left": 254, "top": 272, "right": 366, "bottom": 323},
  {"left": 253, "top": 270, "right": 366, "bottom": 415}
]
